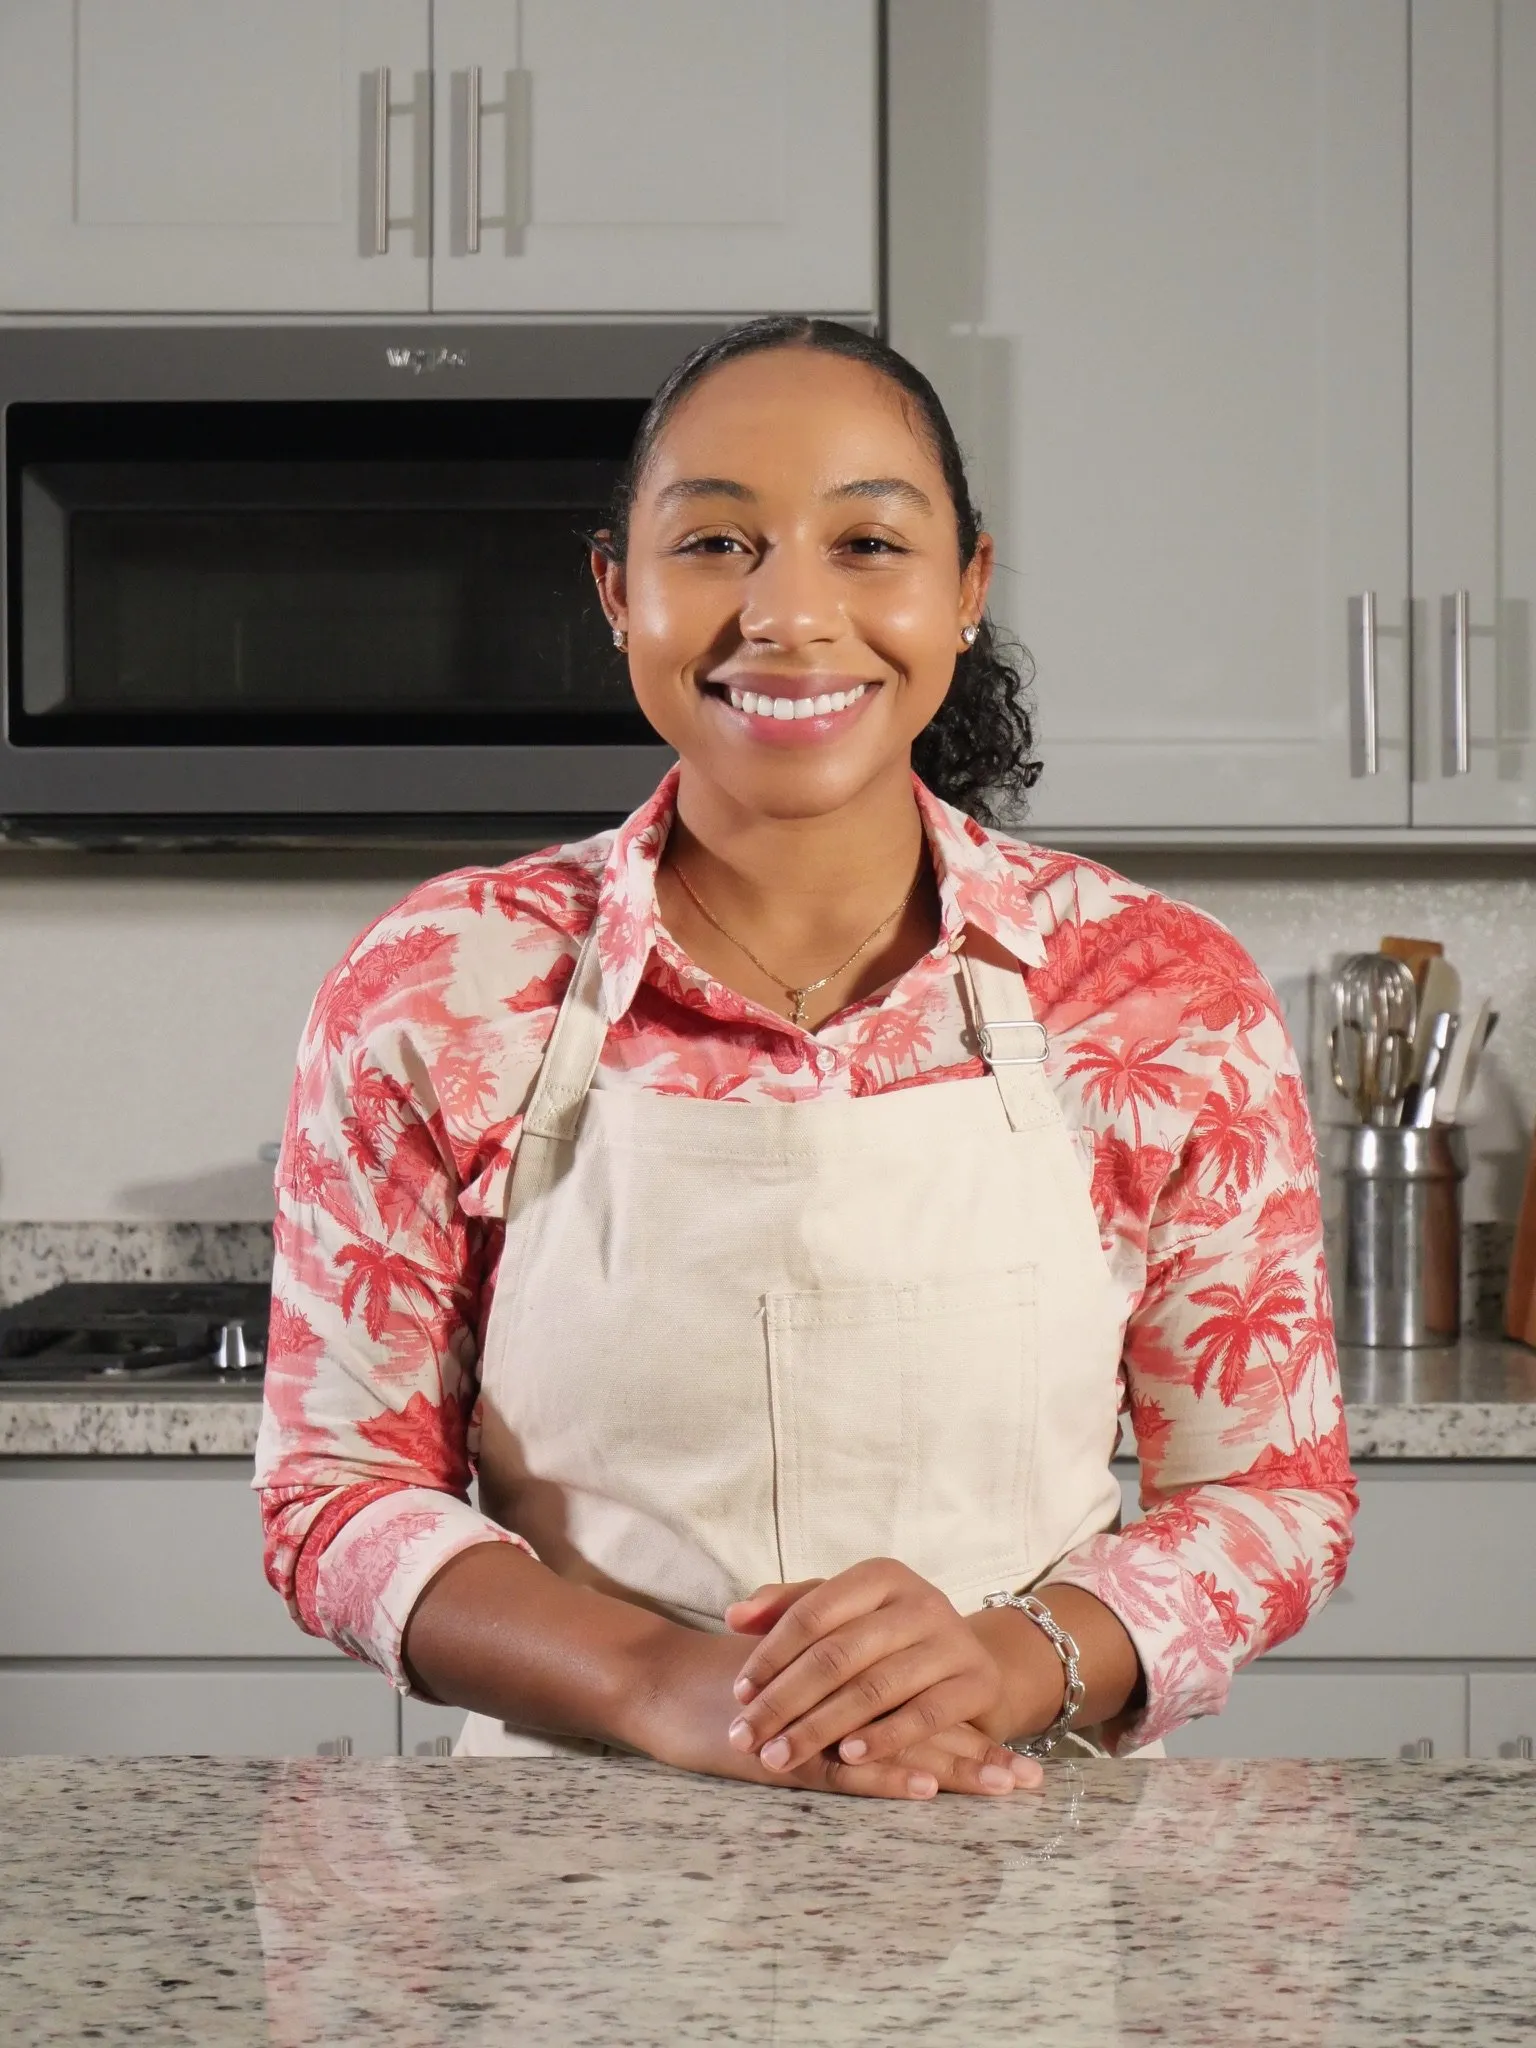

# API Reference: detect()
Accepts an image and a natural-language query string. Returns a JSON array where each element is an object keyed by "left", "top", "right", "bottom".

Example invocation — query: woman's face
[{"left": 594, "top": 347, "right": 992, "bottom": 821}]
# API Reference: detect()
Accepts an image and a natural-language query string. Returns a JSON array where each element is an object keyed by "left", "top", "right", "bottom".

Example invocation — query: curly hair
[{"left": 598, "top": 316, "right": 1040, "bottom": 825}]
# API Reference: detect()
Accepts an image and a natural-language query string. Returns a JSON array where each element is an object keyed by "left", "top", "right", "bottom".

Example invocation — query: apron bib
[{"left": 458, "top": 934, "right": 1148, "bottom": 1758}]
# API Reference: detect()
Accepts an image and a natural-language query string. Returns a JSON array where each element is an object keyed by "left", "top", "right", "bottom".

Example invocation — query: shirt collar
[{"left": 593, "top": 766, "right": 1047, "bottom": 1024}]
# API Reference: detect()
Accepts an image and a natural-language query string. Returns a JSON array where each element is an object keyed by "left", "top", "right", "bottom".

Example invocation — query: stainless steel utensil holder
[{"left": 1334, "top": 1125, "right": 1468, "bottom": 1347}]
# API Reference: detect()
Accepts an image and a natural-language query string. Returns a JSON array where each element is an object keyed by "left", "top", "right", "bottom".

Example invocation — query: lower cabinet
[
  {"left": 1469, "top": 1672, "right": 1536, "bottom": 1760},
  {"left": 0, "top": 1662, "right": 400, "bottom": 1758},
  {"left": 1163, "top": 1666, "right": 1469, "bottom": 1761},
  {"left": 401, "top": 1695, "right": 469, "bottom": 1756}
]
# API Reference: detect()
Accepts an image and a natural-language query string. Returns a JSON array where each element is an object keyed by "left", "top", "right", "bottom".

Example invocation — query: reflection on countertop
[{"left": 2, "top": 1753, "right": 1531, "bottom": 2046}]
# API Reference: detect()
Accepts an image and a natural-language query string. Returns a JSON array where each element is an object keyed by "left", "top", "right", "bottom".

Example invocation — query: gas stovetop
[{"left": 0, "top": 1282, "right": 269, "bottom": 1385}]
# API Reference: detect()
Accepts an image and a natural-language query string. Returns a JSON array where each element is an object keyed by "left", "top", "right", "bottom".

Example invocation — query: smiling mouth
[{"left": 708, "top": 681, "right": 875, "bottom": 723}]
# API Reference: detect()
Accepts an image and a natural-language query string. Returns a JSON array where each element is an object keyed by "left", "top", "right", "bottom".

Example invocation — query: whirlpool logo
[{"left": 385, "top": 347, "right": 469, "bottom": 375}]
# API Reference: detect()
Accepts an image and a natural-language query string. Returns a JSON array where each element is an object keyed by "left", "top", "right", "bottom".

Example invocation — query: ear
[
  {"left": 590, "top": 534, "right": 628, "bottom": 638},
  {"left": 961, "top": 530, "right": 996, "bottom": 636}
]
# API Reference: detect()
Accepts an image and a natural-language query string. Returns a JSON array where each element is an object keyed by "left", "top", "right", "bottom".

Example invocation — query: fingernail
[
  {"left": 839, "top": 1738, "right": 868, "bottom": 1762},
  {"left": 728, "top": 1718, "right": 755, "bottom": 1751},
  {"left": 732, "top": 1676, "right": 757, "bottom": 1703},
  {"left": 1012, "top": 1754, "right": 1041, "bottom": 1783},
  {"left": 761, "top": 1737, "right": 791, "bottom": 1771},
  {"left": 908, "top": 1773, "right": 938, "bottom": 1799},
  {"left": 980, "top": 1764, "right": 1015, "bottom": 1794}
]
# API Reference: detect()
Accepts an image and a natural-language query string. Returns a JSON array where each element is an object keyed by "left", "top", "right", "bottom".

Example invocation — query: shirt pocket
[{"left": 763, "top": 1268, "right": 1039, "bottom": 1601}]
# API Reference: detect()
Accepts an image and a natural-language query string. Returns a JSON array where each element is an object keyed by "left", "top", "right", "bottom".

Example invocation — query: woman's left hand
[{"left": 723, "top": 1559, "right": 1065, "bottom": 1773}]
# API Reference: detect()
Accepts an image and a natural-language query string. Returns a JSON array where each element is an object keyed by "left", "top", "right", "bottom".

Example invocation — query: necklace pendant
[{"left": 789, "top": 988, "right": 808, "bottom": 1028}]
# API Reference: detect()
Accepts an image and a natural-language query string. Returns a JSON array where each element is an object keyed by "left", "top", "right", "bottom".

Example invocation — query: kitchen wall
[{"left": 0, "top": 842, "right": 1530, "bottom": 1244}]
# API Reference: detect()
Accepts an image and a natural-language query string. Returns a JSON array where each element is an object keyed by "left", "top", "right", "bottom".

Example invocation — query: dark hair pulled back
[{"left": 602, "top": 316, "right": 1040, "bottom": 825}]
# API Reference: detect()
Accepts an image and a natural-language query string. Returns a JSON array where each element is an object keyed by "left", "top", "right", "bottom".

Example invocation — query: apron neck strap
[
  {"left": 959, "top": 950, "right": 1057, "bottom": 1134},
  {"left": 521, "top": 925, "right": 610, "bottom": 1141},
  {"left": 521, "top": 927, "right": 1058, "bottom": 1145}
]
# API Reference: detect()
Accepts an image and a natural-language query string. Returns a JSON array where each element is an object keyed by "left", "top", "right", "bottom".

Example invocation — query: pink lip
[{"left": 702, "top": 677, "right": 883, "bottom": 748}]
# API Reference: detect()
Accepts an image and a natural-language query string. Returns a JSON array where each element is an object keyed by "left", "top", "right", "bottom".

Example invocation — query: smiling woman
[{"left": 256, "top": 317, "right": 1356, "bottom": 1799}]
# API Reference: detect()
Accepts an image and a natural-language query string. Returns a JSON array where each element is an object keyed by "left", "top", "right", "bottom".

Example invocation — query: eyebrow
[
  {"left": 651, "top": 475, "right": 934, "bottom": 514},
  {"left": 652, "top": 476, "right": 754, "bottom": 511},
  {"left": 824, "top": 477, "right": 933, "bottom": 514}
]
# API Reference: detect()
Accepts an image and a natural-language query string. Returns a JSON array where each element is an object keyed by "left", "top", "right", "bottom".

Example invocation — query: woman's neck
[{"left": 658, "top": 760, "right": 940, "bottom": 1028}]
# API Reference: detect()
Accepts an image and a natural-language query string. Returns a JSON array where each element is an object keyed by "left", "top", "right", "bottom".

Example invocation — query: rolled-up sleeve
[
  {"left": 1044, "top": 1019, "right": 1357, "bottom": 1751},
  {"left": 253, "top": 907, "right": 534, "bottom": 1692}
]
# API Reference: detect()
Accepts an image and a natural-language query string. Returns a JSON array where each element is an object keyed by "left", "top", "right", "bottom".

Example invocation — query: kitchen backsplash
[{"left": 0, "top": 842, "right": 1531, "bottom": 1325}]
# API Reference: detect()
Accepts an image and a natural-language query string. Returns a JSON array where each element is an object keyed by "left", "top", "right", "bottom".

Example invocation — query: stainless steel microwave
[{"left": 0, "top": 323, "right": 725, "bottom": 840}]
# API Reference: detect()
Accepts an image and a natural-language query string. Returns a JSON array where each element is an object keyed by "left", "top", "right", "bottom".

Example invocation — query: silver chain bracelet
[{"left": 982, "top": 1590, "right": 1086, "bottom": 1758}]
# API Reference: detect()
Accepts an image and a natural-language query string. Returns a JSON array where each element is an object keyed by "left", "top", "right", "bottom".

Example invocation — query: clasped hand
[{"left": 641, "top": 1557, "right": 1066, "bottom": 1801}]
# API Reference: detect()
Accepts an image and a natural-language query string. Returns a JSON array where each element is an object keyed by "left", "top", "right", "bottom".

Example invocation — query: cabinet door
[
  {"left": 0, "top": 1463, "right": 337, "bottom": 1659},
  {"left": 1411, "top": 3, "right": 1536, "bottom": 825},
  {"left": 431, "top": 0, "right": 875, "bottom": 315},
  {"left": 0, "top": 1663, "right": 400, "bottom": 1757},
  {"left": 1469, "top": 1672, "right": 1536, "bottom": 1761},
  {"left": 1163, "top": 1667, "right": 1467, "bottom": 1760},
  {"left": 889, "top": 1, "right": 1411, "bottom": 830},
  {"left": 0, "top": 0, "right": 429, "bottom": 313},
  {"left": 401, "top": 1696, "right": 468, "bottom": 1756}
]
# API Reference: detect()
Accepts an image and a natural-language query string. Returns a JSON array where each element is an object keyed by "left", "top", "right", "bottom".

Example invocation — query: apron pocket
[{"left": 763, "top": 1268, "right": 1038, "bottom": 1602}]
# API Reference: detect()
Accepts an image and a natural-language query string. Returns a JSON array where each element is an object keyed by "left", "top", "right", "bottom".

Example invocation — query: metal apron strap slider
[{"left": 976, "top": 1018, "right": 1050, "bottom": 1067}]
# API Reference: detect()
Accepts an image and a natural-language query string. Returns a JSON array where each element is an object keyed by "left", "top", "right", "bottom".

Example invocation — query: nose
[{"left": 736, "top": 534, "right": 845, "bottom": 651}]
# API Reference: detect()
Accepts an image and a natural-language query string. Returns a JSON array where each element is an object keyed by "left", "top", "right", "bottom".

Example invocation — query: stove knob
[{"left": 213, "top": 1321, "right": 250, "bottom": 1373}]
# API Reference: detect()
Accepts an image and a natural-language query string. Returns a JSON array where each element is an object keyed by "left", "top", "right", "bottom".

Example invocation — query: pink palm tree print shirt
[{"left": 255, "top": 768, "right": 1355, "bottom": 1751}]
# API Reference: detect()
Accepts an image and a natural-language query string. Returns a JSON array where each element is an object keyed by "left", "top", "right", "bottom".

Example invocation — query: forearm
[
  {"left": 970, "top": 1584, "right": 1145, "bottom": 1745},
  {"left": 401, "top": 1541, "right": 682, "bottom": 1750}
]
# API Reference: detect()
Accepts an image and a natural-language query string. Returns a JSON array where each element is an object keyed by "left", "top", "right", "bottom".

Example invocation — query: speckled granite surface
[
  {"left": 6, "top": 1351, "right": 1535, "bottom": 1458},
  {"left": 0, "top": 1755, "right": 1531, "bottom": 2046},
  {"left": 0, "top": 1221, "right": 271, "bottom": 1305},
  {"left": 0, "top": 1384, "right": 264, "bottom": 1455},
  {"left": 1, "top": 1225, "right": 1532, "bottom": 1458}
]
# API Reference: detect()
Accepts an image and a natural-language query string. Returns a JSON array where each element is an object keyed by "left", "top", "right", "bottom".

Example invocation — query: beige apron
[{"left": 457, "top": 932, "right": 1148, "bottom": 1759}]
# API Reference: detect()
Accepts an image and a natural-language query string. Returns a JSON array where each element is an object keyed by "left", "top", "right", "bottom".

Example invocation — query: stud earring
[
  {"left": 612, "top": 627, "right": 628, "bottom": 651},
  {"left": 960, "top": 623, "right": 979, "bottom": 647}
]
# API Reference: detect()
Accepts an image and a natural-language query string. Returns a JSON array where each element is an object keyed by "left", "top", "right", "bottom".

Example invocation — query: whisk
[{"left": 1329, "top": 952, "right": 1417, "bottom": 1125}]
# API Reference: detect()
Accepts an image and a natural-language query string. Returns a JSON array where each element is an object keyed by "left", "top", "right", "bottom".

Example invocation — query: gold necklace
[{"left": 670, "top": 859, "right": 926, "bottom": 1028}]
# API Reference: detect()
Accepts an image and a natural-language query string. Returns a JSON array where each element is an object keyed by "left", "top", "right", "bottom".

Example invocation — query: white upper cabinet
[
  {"left": 1410, "top": 1, "right": 1536, "bottom": 827},
  {"left": 430, "top": 0, "right": 876, "bottom": 315},
  {"left": 890, "top": 1, "right": 1412, "bottom": 832},
  {"left": 0, "top": 0, "right": 431, "bottom": 313},
  {"left": 0, "top": 0, "right": 875, "bottom": 319}
]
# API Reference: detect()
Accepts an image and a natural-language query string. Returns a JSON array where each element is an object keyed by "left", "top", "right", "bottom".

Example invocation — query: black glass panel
[
  {"left": 65, "top": 503, "right": 624, "bottom": 716},
  {"left": 5, "top": 400, "right": 650, "bottom": 746}
]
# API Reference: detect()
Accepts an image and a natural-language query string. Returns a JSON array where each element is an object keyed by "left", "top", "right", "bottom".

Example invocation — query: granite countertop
[
  {"left": 1, "top": 1754, "right": 1532, "bottom": 2046},
  {"left": 3, "top": 1339, "right": 1533, "bottom": 1458},
  {"left": 3, "top": 1221, "right": 1533, "bottom": 1458}
]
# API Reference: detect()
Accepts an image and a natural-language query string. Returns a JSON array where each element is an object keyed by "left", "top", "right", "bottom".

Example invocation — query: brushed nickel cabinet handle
[
  {"left": 465, "top": 64, "right": 483, "bottom": 254},
  {"left": 369, "top": 67, "right": 390, "bottom": 254},
  {"left": 460, "top": 67, "right": 532, "bottom": 257},
  {"left": 1350, "top": 592, "right": 1380, "bottom": 777},
  {"left": 1444, "top": 589, "right": 1472, "bottom": 775}
]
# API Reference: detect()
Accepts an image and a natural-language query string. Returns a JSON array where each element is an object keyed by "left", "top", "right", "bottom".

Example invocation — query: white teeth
[{"left": 723, "top": 683, "right": 869, "bottom": 720}]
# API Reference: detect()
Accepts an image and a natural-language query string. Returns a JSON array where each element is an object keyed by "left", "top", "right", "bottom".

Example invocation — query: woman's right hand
[{"left": 625, "top": 1626, "right": 1043, "bottom": 1801}]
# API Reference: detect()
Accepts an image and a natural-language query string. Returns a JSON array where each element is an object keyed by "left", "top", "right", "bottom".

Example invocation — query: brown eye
[{"left": 674, "top": 531, "right": 751, "bottom": 556}]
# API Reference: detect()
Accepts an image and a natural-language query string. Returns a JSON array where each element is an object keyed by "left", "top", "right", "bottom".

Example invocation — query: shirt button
[{"left": 815, "top": 1047, "right": 838, "bottom": 1076}]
